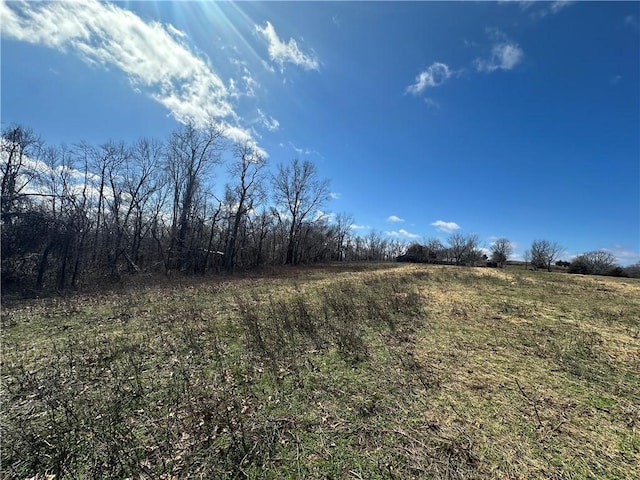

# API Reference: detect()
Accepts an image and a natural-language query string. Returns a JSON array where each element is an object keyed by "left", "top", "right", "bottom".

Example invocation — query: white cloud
[
  {"left": 406, "top": 62, "right": 452, "bottom": 95},
  {"left": 228, "top": 60, "right": 260, "bottom": 99},
  {"left": 242, "top": 71, "right": 259, "bottom": 97},
  {"left": 255, "top": 21, "right": 319, "bottom": 72},
  {"left": 288, "top": 142, "right": 319, "bottom": 156},
  {"left": 385, "top": 229, "right": 420, "bottom": 240},
  {"left": 256, "top": 109, "right": 280, "bottom": 131},
  {"left": 1, "top": 0, "right": 263, "bottom": 148},
  {"left": 603, "top": 246, "right": 640, "bottom": 266},
  {"left": 387, "top": 215, "right": 404, "bottom": 223},
  {"left": 431, "top": 220, "right": 460, "bottom": 233},
  {"left": 350, "top": 223, "right": 370, "bottom": 230},
  {"left": 475, "top": 39, "right": 523, "bottom": 73},
  {"left": 329, "top": 192, "right": 341, "bottom": 200}
]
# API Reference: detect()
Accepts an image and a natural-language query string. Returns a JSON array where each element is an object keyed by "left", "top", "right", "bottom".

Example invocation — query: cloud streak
[
  {"left": 255, "top": 21, "right": 319, "bottom": 72},
  {"left": 256, "top": 109, "right": 280, "bottom": 132},
  {"left": 387, "top": 215, "right": 404, "bottom": 223},
  {"left": 0, "top": 0, "right": 260, "bottom": 146}
]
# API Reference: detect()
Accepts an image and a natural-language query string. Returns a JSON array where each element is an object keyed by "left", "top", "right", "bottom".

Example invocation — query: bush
[{"left": 624, "top": 263, "right": 640, "bottom": 278}]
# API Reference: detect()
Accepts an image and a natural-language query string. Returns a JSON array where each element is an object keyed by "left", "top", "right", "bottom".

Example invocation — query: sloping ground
[{"left": 2, "top": 264, "right": 638, "bottom": 479}]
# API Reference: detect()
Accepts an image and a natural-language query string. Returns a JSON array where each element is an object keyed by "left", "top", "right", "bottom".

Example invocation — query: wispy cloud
[
  {"left": 625, "top": 15, "right": 640, "bottom": 29},
  {"left": 350, "top": 223, "right": 370, "bottom": 230},
  {"left": 256, "top": 108, "right": 280, "bottom": 131},
  {"left": 228, "top": 60, "right": 259, "bottom": 99},
  {"left": 431, "top": 220, "right": 460, "bottom": 233},
  {"left": 603, "top": 245, "right": 640, "bottom": 266},
  {"left": 475, "top": 31, "right": 523, "bottom": 73},
  {"left": 255, "top": 21, "right": 319, "bottom": 72},
  {"left": 501, "top": 0, "right": 574, "bottom": 19},
  {"left": 406, "top": 62, "right": 452, "bottom": 96},
  {"left": 0, "top": 0, "right": 260, "bottom": 147},
  {"left": 288, "top": 141, "right": 319, "bottom": 157},
  {"left": 385, "top": 229, "right": 420, "bottom": 239},
  {"left": 424, "top": 98, "right": 440, "bottom": 109},
  {"left": 329, "top": 192, "right": 341, "bottom": 200},
  {"left": 387, "top": 215, "right": 405, "bottom": 223},
  {"left": 532, "top": 1, "right": 574, "bottom": 19}
]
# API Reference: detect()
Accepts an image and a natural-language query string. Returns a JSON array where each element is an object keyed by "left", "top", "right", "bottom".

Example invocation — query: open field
[{"left": 2, "top": 263, "right": 639, "bottom": 479}]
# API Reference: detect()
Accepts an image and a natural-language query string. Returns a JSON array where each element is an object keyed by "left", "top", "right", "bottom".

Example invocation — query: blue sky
[{"left": 2, "top": 1, "right": 639, "bottom": 264}]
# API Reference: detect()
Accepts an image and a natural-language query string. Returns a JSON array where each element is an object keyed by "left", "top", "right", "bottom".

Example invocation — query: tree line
[
  {"left": 2, "top": 123, "right": 637, "bottom": 293},
  {"left": 1, "top": 123, "right": 410, "bottom": 293}
]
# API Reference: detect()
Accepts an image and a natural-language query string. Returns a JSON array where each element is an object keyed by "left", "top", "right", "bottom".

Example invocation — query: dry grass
[{"left": 2, "top": 263, "right": 638, "bottom": 479}]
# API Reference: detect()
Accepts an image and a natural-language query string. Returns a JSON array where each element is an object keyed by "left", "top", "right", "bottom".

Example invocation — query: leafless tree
[
  {"left": 1, "top": 124, "right": 43, "bottom": 223},
  {"left": 448, "top": 232, "right": 481, "bottom": 266},
  {"left": 530, "top": 239, "right": 563, "bottom": 272},
  {"left": 331, "top": 213, "right": 354, "bottom": 261},
  {"left": 569, "top": 250, "right": 618, "bottom": 275},
  {"left": 490, "top": 238, "right": 512, "bottom": 268},
  {"left": 424, "top": 238, "right": 445, "bottom": 263},
  {"left": 271, "top": 159, "right": 330, "bottom": 265},
  {"left": 223, "top": 141, "right": 267, "bottom": 272},
  {"left": 126, "top": 138, "right": 166, "bottom": 270},
  {"left": 165, "top": 120, "right": 225, "bottom": 271}
]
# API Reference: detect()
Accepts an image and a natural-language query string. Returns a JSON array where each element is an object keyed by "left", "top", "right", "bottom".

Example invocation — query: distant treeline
[
  {"left": 1, "top": 123, "right": 409, "bottom": 293},
  {"left": 398, "top": 237, "right": 639, "bottom": 278}
]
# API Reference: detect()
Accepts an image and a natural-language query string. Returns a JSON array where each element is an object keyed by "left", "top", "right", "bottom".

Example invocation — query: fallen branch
[{"left": 515, "top": 378, "right": 543, "bottom": 428}]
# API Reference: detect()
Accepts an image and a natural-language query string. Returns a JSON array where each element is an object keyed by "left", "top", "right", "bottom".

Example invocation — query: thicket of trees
[
  {"left": 2, "top": 123, "right": 637, "bottom": 292},
  {"left": 1, "top": 123, "right": 406, "bottom": 292}
]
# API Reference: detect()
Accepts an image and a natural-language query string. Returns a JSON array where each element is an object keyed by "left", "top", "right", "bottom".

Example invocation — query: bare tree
[
  {"left": 1, "top": 124, "right": 43, "bottom": 223},
  {"left": 331, "top": 212, "right": 354, "bottom": 261},
  {"left": 490, "top": 238, "right": 512, "bottom": 268},
  {"left": 100, "top": 141, "right": 131, "bottom": 274},
  {"left": 448, "top": 232, "right": 481, "bottom": 266},
  {"left": 223, "top": 141, "right": 266, "bottom": 272},
  {"left": 271, "top": 159, "right": 330, "bottom": 265},
  {"left": 126, "top": 138, "right": 166, "bottom": 270},
  {"left": 424, "top": 238, "right": 445, "bottom": 263},
  {"left": 244, "top": 208, "right": 273, "bottom": 267},
  {"left": 165, "top": 120, "right": 225, "bottom": 271},
  {"left": 569, "top": 250, "right": 618, "bottom": 275},
  {"left": 530, "top": 239, "right": 563, "bottom": 272}
]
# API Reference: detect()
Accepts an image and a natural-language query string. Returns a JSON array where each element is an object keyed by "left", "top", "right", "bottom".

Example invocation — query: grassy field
[{"left": 2, "top": 263, "right": 639, "bottom": 479}]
